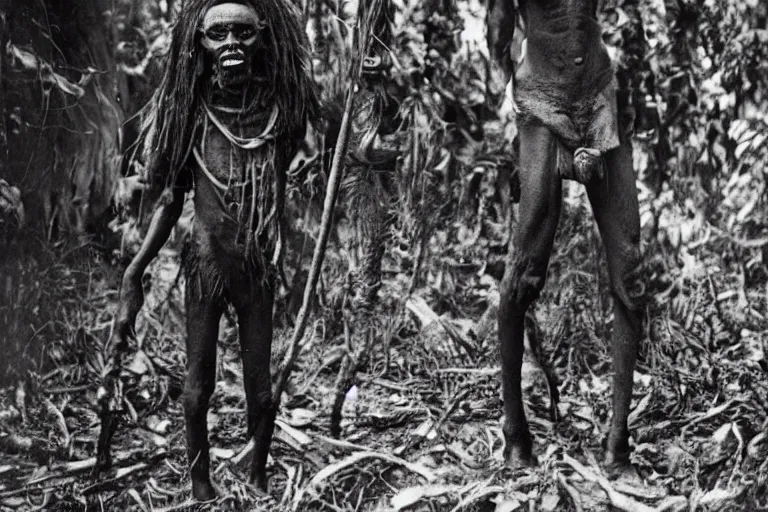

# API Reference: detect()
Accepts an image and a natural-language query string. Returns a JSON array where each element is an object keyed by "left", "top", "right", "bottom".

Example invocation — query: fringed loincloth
[
  {"left": 182, "top": 231, "right": 275, "bottom": 303},
  {"left": 183, "top": 100, "right": 293, "bottom": 301}
]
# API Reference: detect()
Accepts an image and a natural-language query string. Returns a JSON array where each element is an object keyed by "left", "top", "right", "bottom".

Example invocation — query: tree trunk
[
  {"left": 3, "top": 0, "right": 123, "bottom": 239},
  {"left": 0, "top": 0, "right": 123, "bottom": 385}
]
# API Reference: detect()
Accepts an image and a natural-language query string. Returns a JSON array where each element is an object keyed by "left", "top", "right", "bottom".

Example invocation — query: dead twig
[
  {"left": 0, "top": 477, "right": 78, "bottom": 500},
  {"left": 0, "top": 450, "right": 167, "bottom": 500},
  {"left": 397, "top": 387, "right": 471, "bottom": 455},
  {"left": 447, "top": 482, "right": 504, "bottom": 512},
  {"left": 315, "top": 433, "right": 373, "bottom": 453},
  {"left": 82, "top": 451, "right": 167, "bottom": 495},
  {"left": 213, "top": 438, "right": 256, "bottom": 475},
  {"left": 309, "top": 451, "right": 436, "bottom": 486},
  {"left": 680, "top": 399, "right": 737, "bottom": 435},
  {"left": 556, "top": 471, "right": 585, "bottom": 512},
  {"left": 0, "top": 448, "right": 150, "bottom": 495}
]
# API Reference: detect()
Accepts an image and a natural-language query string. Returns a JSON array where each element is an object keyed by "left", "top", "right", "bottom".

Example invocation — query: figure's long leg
[
  {"left": 233, "top": 277, "right": 276, "bottom": 492},
  {"left": 498, "top": 124, "right": 561, "bottom": 468},
  {"left": 184, "top": 286, "right": 223, "bottom": 502},
  {"left": 585, "top": 142, "right": 644, "bottom": 472}
]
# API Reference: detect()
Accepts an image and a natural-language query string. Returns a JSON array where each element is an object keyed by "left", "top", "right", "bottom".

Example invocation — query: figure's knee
[
  {"left": 248, "top": 387, "right": 273, "bottom": 411},
  {"left": 183, "top": 378, "right": 214, "bottom": 417},
  {"left": 499, "top": 253, "right": 548, "bottom": 317},
  {"left": 610, "top": 249, "right": 646, "bottom": 314}
]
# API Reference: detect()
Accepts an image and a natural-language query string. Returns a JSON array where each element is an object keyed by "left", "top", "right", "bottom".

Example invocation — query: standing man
[
  {"left": 487, "top": 0, "right": 645, "bottom": 474},
  {"left": 101, "top": 0, "right": 318, "bottom": 500}
]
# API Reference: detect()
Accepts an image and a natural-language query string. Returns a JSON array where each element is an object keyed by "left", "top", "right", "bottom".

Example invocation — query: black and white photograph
[{"left": 0, "top": 0, "right": 766, "bottom": 510}]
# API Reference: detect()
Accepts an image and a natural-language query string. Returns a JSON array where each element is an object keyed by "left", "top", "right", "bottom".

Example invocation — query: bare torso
[
  {"left": 517, "top": 0, "right": 610, "bottom": 92},
  {"left": 183, "top": 97, "right": 288, "bottom": 294},
  {"left": 508, "top": 0, "right": 620, "bottom": 164}
]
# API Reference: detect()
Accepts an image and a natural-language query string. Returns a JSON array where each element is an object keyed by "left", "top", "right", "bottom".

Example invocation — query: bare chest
[{"left": 193, "top": 106, "right": 277, "bottom": 187}]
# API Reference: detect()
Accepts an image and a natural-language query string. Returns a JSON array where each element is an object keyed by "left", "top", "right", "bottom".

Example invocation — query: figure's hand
[
  {"left": 111, "top": 269, "right": 145, "bottom": 352},
  {"left": 114, "top": 175, "right": 148, "bottom": 217},
  {"left": 0, "top": 179, "right": 25, "bottom": 234}
]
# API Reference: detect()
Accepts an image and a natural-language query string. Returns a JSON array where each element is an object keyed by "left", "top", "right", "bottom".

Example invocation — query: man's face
[{"left": 200, "top": 3, "right": 265, "bottom": 88}]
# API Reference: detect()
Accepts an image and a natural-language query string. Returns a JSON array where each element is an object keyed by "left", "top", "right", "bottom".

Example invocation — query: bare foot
[
  {"left": 504, "top": 442, "right": 538, "bottom": 469},
  {"left": 604, "top": 450, "right": 641, "bottom": 483},
  {"left": 191, "top": 479, "right": 217, "bottom": 503},
  {"left": 249, "top": 470, "right": 269, "bottom": 495}
]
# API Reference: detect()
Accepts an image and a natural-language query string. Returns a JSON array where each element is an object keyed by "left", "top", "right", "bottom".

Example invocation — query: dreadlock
[{"left": 136, "top": 0, "right": 320, "bottom": 193}]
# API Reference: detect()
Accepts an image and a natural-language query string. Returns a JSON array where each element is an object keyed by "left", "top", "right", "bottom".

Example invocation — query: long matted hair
[{"left": 136, "top": 0, "right": 320, "bottom": 193}]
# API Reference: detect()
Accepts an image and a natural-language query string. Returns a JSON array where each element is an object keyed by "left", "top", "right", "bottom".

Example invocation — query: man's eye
[
  {"left": 205, "top": 29, "right": 228, "bottom": 41},
  {"left": 234, "top": 27, "right": 255, "bottom": 39}
]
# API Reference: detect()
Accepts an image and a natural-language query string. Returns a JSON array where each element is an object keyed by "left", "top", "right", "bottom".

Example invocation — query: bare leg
[
  {"left": 498, "top": 124, "right": 560, "bottom": 468},
  {"left": 585, "top": 142, "right": 644, "bottom": 472},
  {"left": 184, "top": 288, "right": 223, "bottom": 501},
  {"left": 233, "top": 276, "right": 276, "bottom": 492}
]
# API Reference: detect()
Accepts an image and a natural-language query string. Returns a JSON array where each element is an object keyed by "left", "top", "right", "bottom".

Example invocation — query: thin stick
[{"left": 272, "top": 14, "right": 373, "bottom": 406}]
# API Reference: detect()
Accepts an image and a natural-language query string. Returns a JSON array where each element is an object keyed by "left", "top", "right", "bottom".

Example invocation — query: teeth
[{"left": 222, "top": 58, "right": 244, "bottom": 67}]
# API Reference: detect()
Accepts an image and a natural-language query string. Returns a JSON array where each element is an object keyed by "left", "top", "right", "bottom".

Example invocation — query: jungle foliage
[{"left": 0, "top": 0, "right": 766, "bottom": 510}]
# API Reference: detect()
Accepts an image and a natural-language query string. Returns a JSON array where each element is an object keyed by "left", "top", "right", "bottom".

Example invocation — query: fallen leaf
[
  {"left": 127, "top": 350, "right": 151, "bottom": 375},
  {"left": 127, "top": 488, "right": 149, "bottom": 512},
  {"left": 391, "top": 486, "right": 426, "bottom": 510},
  {"left": 289, "top": 408, "right": 317, "bottom": 427},
  {"left": 628, "top": 392, "right": 653, "bottom": 428},
  {"left": 494, "top": 499, "right": 522, "bottom": 512},
  {"left": 276, "top": 419, "right": 312, "bottom": 446},
  {"left": 699, "top": 487, "right": 736, "bottom": 505},
  {"left": 211, "top": 447, "right": 236, "bottom": 460},
  {"left": 391, "top": 485, "right": 457, "bottom": 511},
  {"left": 540, "top": 490, "right": 560, "bottom": 511},
  {"left": 711, "top": 422, "right": 732, "bottom": 444}
]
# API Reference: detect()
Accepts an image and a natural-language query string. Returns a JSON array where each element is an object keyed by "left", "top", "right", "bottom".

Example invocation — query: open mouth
[{"left": 220, "top": 52, "right": 245, "bottom": 68}]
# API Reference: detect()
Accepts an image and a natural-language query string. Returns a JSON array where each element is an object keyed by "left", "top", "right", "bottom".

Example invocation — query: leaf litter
[{"left": 1, "top": 119, "right": 768, "bottom": 512}]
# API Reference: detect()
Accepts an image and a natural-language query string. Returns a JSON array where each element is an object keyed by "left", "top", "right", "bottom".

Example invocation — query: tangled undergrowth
[{"left": 1, "top": 113, "right": 767, "bottom": 511}]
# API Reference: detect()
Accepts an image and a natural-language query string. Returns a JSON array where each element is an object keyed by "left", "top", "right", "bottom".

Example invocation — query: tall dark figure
[
  {"left": 103, "top": 0, "right": 318, "bottom": 500},
  {"left": 487, "top": 0, "right": 645, "bottom": 473}
]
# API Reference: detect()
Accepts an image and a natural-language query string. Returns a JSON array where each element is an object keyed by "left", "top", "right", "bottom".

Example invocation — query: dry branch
[
  {"left": 310, "top": 450, "right": 436, "bottom": 487},
  {"left": 0, "top": 449, "right": 164, "bottom": 500}
]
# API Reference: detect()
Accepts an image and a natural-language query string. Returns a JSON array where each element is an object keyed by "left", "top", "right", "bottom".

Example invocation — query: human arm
[{"left": 111, "top": 185, "right": 185, "bottom": 349}]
